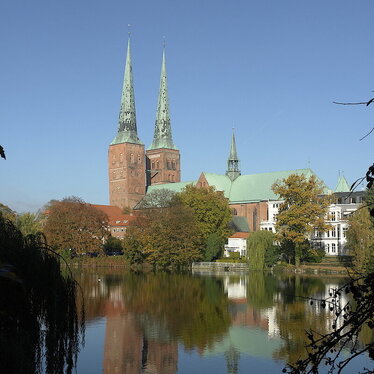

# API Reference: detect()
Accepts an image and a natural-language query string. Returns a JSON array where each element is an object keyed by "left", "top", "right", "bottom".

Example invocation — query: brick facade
[
  {"left": 146, "top": 148, "right": 181, "bottom": 186},
  {"left": 108, "top": 143, "right": 146, "bottom": 209}
]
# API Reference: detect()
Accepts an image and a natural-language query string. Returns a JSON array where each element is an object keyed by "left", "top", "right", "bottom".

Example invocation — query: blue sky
[{"left": 1, "top": 0, "right": 373, "bottom": 212}]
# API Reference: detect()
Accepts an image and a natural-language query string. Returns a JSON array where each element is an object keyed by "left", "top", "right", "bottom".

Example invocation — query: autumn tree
[
  {"left": 272, "top": 174, "right": 332, "bottom": 266},
  {"left": 123, "top": 203, "right": 202, "bottom": 267},
  {"left": 44, "top": 197, "right": 108, "bottom": 255},
  {"left": 177, "top": 185, "right": 232, "bottom": 248},
  {"left": 0, "top": 203, "right": 16, "bottom": 222},
  {"left": 347, "top": 207, "right": 374, "bottom": 273}
]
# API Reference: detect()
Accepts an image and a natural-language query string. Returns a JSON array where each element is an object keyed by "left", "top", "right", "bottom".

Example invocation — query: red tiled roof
[
  {"left": 230, "top": 232, "right": 249, "bottom": 239},
  {"left": 90, "top": 204, "right": 123, "bottom": 219},
  {"left": 109, "top": 215, "right": 137, "bottom": 227}
]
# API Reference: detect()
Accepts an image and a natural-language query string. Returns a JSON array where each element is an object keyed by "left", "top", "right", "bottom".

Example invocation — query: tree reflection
[{"left": 121, "top": 273, "right": 231, "bottom": 350}]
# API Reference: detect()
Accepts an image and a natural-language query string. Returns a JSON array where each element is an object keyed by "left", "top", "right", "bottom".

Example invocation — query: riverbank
[{"left": 65, "top": 256, "right": 351, "bottom": 275}]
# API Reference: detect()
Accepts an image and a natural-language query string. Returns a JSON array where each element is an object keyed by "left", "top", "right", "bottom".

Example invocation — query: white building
[
  {"left": 224, "top": 232, "right": 249, "bottom": 258},
  {"left": 259, "top": 179, "right": 365, "bottom": 256}
]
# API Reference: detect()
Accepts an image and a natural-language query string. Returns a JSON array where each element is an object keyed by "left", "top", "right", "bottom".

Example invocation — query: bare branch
[{"left": 359, "top": 127, "right": 374, "bottom": 141}]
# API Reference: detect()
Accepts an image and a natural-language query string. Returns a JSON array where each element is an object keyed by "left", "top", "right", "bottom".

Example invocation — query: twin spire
[{"left": 111, "top": 37, "right": 176, "bottom": 150}]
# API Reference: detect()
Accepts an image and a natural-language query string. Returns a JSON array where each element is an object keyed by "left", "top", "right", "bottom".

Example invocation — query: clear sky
[{"left": 1, "top": 0, "right": 373, "bottom": 213}]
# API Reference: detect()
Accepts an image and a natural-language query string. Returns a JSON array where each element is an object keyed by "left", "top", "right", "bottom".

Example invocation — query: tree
[
  {"left": 0, "top": 203, "right": 16, "bottom": 222},
  {"left": 123, "top": 204, "right": 202, "bottom": 267},
  {"left": 135, "top": 188, "right": 177, "bottom": 209},
  {"left": 247, "top": 230, "right": 277, "bottom": 270},
  {"left": 0, "top": 214, "right": 83, "bottom": 374},
  {"left": 44, "top": 197, "right": 108, "bottom": 255},
  {"left": 347, "top": 206, "right": 374, "bottom": 273},
  {"left": 204, "top": 233, "right": 224, "bottom": 261},
  {"left": 103, "top": 236, "right": 123, "bottom": 254},
  {"left": 15, "top": 212, "right": 41, "bottom": 236},
  {"left": 272, "top": 174, "right": 332, "bottom": 266},
  {"left": 177, "top": 185, "right": 232, "bottom": 249}
]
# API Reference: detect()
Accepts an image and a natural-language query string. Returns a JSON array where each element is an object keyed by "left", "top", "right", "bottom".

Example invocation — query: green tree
[
  {"left": 177, "top": 185, "right": 232, "bottom": 253},
  {"left": 347, "top": 206, "right": 374, "bottom": 273},
  {"left": 44, "top": 197, "right": 108, "bottom": 255},
  {"left": 103, "top": 236, "right": 123, "bottom": 254},
  {"left": 15, "top": 212, "right": 41, "bottom": 236},
  {"left": 366, "top": 186, "right": 374, "bottom": 225},
  {"left": 272, "top": 174, "right": 332, "bottom": 266},
  {"left": 204, "top": 233, "right": 224, "bottom": 261},
  {"left": 0, "top": 203, "right": 16, "bottom": 222},
  {"left": 247, "top": 230, "right": 277, "bottom": 270}
]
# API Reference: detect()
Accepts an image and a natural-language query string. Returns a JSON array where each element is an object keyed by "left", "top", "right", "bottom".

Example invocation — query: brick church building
[{"left": 108, "top": 38, "right": 330, "bottom": 233}]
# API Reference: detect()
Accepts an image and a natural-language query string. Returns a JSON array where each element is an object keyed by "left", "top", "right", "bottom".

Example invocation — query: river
[{"left": 72, "top": 269, "right": 373, "bottom": 374}]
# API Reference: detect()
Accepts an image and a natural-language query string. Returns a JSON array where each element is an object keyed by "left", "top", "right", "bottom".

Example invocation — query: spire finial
[
  {"left": 128, "top": 24, "right": 131, "bottom": 37},
  {"left": 163, "top": 35, "right": 166, "bottom": 48}
]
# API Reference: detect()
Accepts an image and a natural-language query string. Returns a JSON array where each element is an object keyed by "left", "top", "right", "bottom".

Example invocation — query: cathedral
[
  {"left": 108, "top": 38, "right": 180, "bottom": 209},
  {"left": 108, "top": 39, "right": 354, "bottom": 237}
]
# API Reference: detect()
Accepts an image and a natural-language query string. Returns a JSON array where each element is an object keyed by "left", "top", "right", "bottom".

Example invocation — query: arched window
[
  {"left": 130, "top": 153, "right": 134, "bottom": 163},
  {"left": 231, "top": 208, "right": 237, "bottom": 216}
]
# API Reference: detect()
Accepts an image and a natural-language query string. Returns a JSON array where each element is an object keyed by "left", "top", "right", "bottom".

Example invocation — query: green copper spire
[
  {"left": 148, "top": 47, "right": 177, "bottom": 150},
  {"left": 111, "top": 37, "right": 142, "bottom": 145},
  {"left": 334, "top": 174, "right": 350, "bottom": 193},
  {"left": 226, "top": 130, "right": 240, "bottom": 181}
]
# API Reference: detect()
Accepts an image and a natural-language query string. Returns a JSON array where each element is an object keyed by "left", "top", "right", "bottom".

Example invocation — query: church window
[
  {"left": 167, "top": 161, "right": 171, "bottom": 169},
  {"left": 172, "top": 161, "right": 176, "bottom": 170},
  {"left": 151, "top": 162, "right": 155, "bottom": 169},
  {"left": 156, "top": 161, "right": 159, "bottom": 169},
  {"left": 137, "top": 154, "right": 141, "bottom": 163},
  {"left": 130, "top": 153, "right": 134, "bottom": 163}
]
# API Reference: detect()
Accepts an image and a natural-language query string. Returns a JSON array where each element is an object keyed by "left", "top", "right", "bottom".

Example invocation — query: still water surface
[{"left": 73, "top": 269, "right": 373, "bottom": 374}]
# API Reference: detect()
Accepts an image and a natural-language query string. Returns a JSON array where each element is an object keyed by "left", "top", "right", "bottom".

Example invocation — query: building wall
[
  {"left": 230, "top": 201, "right": 268, "bottom": 232},
  {"left": 146, "top": 148, "right": 180, "bottom": 186},
  {"left": 108, "top": 143, "right": 146, "bottom": 209}
]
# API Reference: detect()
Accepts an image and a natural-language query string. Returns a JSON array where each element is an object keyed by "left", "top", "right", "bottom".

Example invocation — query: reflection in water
[{"left": 75, "top": 270, "right": 372, "bottom": 373}]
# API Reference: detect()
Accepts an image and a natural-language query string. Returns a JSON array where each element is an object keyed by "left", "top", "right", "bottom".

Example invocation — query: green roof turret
[
  {"left": 148, "top": 47, "right": 177, "bottom": 150},
  {"left": 226, "top": 130, "right": 240, "bottom": 181},
  {"left": 111, "top": 37, "right": 142, "bottom": 145},
  {"left": 334, "top": 174, "right": 350, "bottom": 193}
]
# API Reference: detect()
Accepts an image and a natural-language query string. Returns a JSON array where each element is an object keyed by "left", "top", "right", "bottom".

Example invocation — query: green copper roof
[
  {"left": 202, "top": 326, "right": 282, "bottom": 359},
  {"left": 334, "top": 175, "right": 350, "bottom": 193},
  {"left": 148, "top": 48, "right": 177, "bottom": 150},
  {"left": 226, "top": 130, "right": 240, "bottom": 181},
  {"left": 111, "top": 38, "right": 142, "bottom": 145},
  {"left": 147, "top": 181, "right": 194, "bottom": 194},
  {"left": 144, "top": 168, "right": 330, "bottom": 203}
]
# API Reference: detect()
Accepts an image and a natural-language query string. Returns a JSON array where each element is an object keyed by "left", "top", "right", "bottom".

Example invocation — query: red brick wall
[
  {"left": 146, "top": 148, "right": 180, "bottom": 186},
  {"left": 108, "top": 143, "right": 146, "bottom": 209}
]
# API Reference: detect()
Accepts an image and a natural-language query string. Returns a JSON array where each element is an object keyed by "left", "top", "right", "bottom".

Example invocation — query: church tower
[
  {"left": 108, "top": 37, "right": 146, "bottom": 209},
  {"left": 146, "top": 47, "right": 181, "bottom": 186},
  {"left": 226, "top": 130, "right": 240, "bottom": 181}
]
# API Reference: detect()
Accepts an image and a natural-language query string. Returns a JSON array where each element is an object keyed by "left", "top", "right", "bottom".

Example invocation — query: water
[{"left": 72, "top": 269, "right": 373, "bottom": 374}]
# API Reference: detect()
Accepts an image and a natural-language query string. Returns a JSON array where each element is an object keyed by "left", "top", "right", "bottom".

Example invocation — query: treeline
[{"left": 123, "top": 185, "right": 232, "bottom": 267}]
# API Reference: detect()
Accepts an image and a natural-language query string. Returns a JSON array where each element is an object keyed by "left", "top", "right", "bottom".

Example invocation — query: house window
[
  {"left": 343, "top": 227, "right": 347, "bottom": 238},
  {"left": 331, "top": 212, "right": 336, "bottom": 221},
  {"left": 326, "top": 244, "right": 330, "bottom": 253},
  {"left": 332, "top": 243, "right": 336, "bottom": 253},
  {"left": 332, "top": 227, "right": 336, "bottom": 238}
]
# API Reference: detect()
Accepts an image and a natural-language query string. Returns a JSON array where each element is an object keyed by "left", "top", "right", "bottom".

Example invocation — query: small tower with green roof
[
  {"left": 108, "top": 36, "right": 146, "bottom": 209},
  {"left": 226, "top": 130, "right": 241, "bottom": 181},
  {"left": 334, "top": 174, "right": 350, "bottom": 193},
  {"left": 146, "top": 46, "right": 181, "bottom": 186}
]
